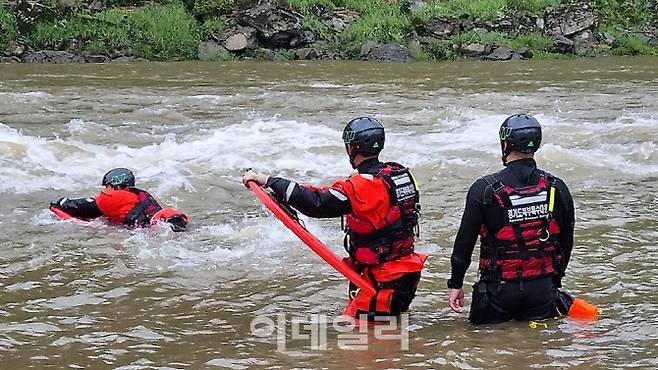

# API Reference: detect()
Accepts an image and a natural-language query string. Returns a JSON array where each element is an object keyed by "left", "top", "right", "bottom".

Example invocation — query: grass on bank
[
  {"left": 29, "top": 2, "right": 199, "bottom": 60},
  {"left": 0, "top": 0, "right": 17, "bottom": 50}
]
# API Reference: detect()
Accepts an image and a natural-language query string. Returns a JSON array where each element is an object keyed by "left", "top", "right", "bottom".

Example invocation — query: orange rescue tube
[{"left": 568, "top": 297, "right": 599, "bottom": 320}]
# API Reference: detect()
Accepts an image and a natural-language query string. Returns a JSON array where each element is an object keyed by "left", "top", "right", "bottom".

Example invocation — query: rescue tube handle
[{"left": 247, "top": 181, "right": 376, "bottom": 296}]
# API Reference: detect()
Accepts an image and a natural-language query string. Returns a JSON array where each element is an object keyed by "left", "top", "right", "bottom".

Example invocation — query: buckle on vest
[
  {"left": 539, "top": 229, "right": 550, "bottom": 242},
  {"left": 349, "top": 288, "right": 360, "bottom": 300}
]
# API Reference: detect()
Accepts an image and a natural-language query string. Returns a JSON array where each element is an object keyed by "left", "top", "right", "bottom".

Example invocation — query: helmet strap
[
  {"left": 346, "top": 144, "right": 358, "bottom": 169},
  {"left": 501, "top": 142, "right": 511, "bottom": 166}
]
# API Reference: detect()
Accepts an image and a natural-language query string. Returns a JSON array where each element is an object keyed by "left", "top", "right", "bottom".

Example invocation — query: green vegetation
[
  {"left": 302, "top": 15, "right": 333, "bottom": 41},
  {"left": 0, "top": 1, "right": 17, "bottom": 50},
  {"left": 603, "top": 28, "right": 658, "bottom": 55},
  {"left": 1, "top": 0, "right": 656, "bottom": 61},
  {"left": 414, "top": 0, "right": 508, "bottom": 22},
  {"left": 209, "top": 47, "right": 235, "bottom": 61},
  {"left": 130, "top": 3, "right": 199, "bottom": 59},
  {"left": 28, "top": 2, "right": 199, "bottom": 60},
  {"left": 189, "top": 0, "right": 235, "bottom": 17},
  {"left": 594, "top": 0, "right": 656, "bottom": 28},
  {"left": 342, "top": 6, "right": 411, "bottom": 44},
  {"left": 200, "top": 16, "right": 227, "bottom": 41}
]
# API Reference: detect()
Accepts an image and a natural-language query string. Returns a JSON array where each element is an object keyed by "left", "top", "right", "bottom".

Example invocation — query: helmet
[
  {"left": 499, "top": 114, "right": 542, "bottom": 163},
  {"left": 101, "top": 168, "right": 135, "bottom": 188},
  {"left": 342, "top": 117, "right": 385, "bottom": 167}
]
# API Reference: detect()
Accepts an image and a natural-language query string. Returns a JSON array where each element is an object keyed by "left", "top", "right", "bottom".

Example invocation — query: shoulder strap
[{"left": 482, "top": 174, "right": 503, "bottom": 206}]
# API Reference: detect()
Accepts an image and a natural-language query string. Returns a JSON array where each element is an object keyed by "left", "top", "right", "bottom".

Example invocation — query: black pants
[{"left": 469, "top": 277, "right": 556, "bottom": 325}]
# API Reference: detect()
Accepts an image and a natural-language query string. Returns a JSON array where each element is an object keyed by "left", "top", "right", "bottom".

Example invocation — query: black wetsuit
[{"left": 449, "top": 158, "right": 575, "bottom": 324}]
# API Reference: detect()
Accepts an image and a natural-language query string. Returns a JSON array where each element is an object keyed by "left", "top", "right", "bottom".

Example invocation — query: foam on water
[{"left": 1, "top": 109, "right": 657, "bottom": 196}]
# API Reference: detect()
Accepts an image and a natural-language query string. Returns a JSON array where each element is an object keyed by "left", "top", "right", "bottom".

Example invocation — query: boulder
[
  {"left": 22, "top": 50, "right": 84, "bottom": 64},
  {"left": 517, "top": 47, "right": 533, "bottom": 59},
  {"left": 574, "top": 45, "right": 596, "bottom": 57},
  {"left": 110, "top": 56, "right": 147, "bottom": 63},
  {"left": 238, "top": 0, "right": 309, "bottom": 48},
  {"left": 198, "top": 41, "right": 229, "bottom": 61},
  {"left": 458, "top": 42, "right": 488, "bottom": 57},
  {"left": 405, "top": 0, "right": 426, "bottom": 13},
  {"left": 294, "top": 47, "right": 317, "bottom": 60},
  {"left": 599, "top": 32, "right": 616, "bottom": 46},
  {"left": 0, "top": 56, "right": 21, "bottom": 63},
  {"left": 360, "top": 42, "right": 414, "bottom": 62},
  {"left": 5, "top": 42, "right": 26, "bottom": 57},
  {"left": 516, "top": 12, "right": 542, "bottom": 34},
  {"left": 486, "top": 47, "right": 513, "bottom": 61},
  {"left": 318, "top": 8, "right": 359, "bottom": 33},
  {"left": 458, "top": 14, "right": 475, "bottom": 32},
  {"left": 573, "top": 30, "right": 597, "bottom": 45},
  {"left": 84, "top": 54, "right": 109, "bottom": 63},
  {"left": 307, "top": 41, "right": 342, "bottom": 60},
  {"left": 423, "top": 16, "right": 457, "bottom": 38},
  {"left": 545, "top": 6, "right": 596, "bottom": 36},
  {"left": 223, "top": 27, "right": 259, "bottom": 51},
  {"left": 553, "top": 35, "right": 575, "bottom": 54}
]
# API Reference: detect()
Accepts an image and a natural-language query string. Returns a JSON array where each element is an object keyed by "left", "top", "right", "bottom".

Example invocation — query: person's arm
[
  {"left": 449, "top": 181, "right": 485, "bottom": 289},
  {"left": 553, "top": 178, "right": 575, "bottom": 288},
  {"left": 266, "top": 177, "right": 352, "bottom": 218},
  {"left": 50, "top": 197, "right": 104, "bottom": 220}
]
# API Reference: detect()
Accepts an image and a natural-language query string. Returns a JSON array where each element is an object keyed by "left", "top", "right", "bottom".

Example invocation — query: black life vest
[
  {"left": 479, "top": 171, "right": 562, "bottom": 281},
  {"left": 123, "top": 188, "right": 162, "bottom": 228},
  {"left": 344, "top": 162, "right": 420, "bottom": 265}
]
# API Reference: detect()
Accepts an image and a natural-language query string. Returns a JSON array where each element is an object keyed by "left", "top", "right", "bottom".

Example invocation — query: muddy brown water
[{"left": 0, "top": 57, "right": 657, "bottom": 369}]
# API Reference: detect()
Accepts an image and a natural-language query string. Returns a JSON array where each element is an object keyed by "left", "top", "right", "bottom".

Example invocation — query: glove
[
  {"left": 50, "top": 197, "right": 67, "bottom": 209},
  {"left": 242, "top": 170, "right": 269, "bottom": 187}
]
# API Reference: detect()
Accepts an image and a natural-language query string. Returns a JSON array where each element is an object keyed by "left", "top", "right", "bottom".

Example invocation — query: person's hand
[
  {"left": 449, "top": 288, "right": 465, "bottom": 313},
  {"left": 50, "top": 197, "right": 67, "bottom": 209},
  {"left": 242, "top": 170, "right": 269, "bottom": 187}
]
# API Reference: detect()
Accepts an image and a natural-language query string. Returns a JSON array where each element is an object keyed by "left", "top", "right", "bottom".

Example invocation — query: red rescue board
[{"left": 247, "top": 181, "right": 376, "bottom": 297}]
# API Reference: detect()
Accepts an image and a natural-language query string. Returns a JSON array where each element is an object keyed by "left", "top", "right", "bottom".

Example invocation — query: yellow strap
[
  {"left": 548, "top": 187, "right": 556, "bottom": 213},
  {"left": 528, "top": 320, "right": 548, "bottom": 329}
]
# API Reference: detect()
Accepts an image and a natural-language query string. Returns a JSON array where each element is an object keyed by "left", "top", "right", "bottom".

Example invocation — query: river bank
[{"left": 1, "top": 0, "right": 657, "bottom": 63}]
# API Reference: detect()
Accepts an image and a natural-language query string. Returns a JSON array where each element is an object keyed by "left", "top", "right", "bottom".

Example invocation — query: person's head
[
  {"left": 101, "top": 168, "right": 135, "bottom": 189},
  {"left": 342, "top": 117, "right": 385, "bottom": 168},
  {"left": 499, "top": 114, "right": 542, "bottom": 165}
]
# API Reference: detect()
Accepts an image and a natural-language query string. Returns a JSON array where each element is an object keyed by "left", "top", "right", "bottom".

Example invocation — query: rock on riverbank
[{"left": 1, "top": 0, "right": 657, "bottom": 63}]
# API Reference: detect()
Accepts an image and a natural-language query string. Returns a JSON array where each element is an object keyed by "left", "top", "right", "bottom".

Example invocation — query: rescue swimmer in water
[
  {"left": 447, "top": 114, "right": 597, "bottom": 323},
  {"left": 49, "top": 168, "right": 189, "bottom": 232},
  {"left": 243, "top": 117, "right": 427, "bottom": 320}
]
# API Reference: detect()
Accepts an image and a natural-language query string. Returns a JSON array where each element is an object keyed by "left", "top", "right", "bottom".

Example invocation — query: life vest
[
  {"left": 341, "top": 162, "right": 420, "bottom": 265},
  {"left": 478, "top": 172, "right": 562, "bottom": 281},
  {"left": 95, "top": 187, "right": 162, "bottom": 227}
]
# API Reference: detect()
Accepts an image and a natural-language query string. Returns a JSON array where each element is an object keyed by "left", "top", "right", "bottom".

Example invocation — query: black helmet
[
  {"left": 102, "top": 168, "right": 135, "bottom": 188},
  {"left": 343, "top": 117, "right": 385, "bottom": 167},
  {"left": 499, "top": 114, "right": 542, "bottom": 163}
]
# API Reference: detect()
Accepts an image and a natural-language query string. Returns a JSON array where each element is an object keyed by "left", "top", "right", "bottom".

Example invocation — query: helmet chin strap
[
  {"left": 346, "top": 144, "right": 358, "bottom": 169},
  {"left": 501, "top": 142, "right": 510, "bottom": 166}
]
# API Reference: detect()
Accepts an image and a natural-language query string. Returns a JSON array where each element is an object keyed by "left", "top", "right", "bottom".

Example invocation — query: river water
[{"left": 0, "top": 57, "right": 657, "bottom": 369}]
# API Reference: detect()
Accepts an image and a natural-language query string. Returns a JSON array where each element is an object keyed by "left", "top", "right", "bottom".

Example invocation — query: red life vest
[
  {"left": 478, "top": 172, "right": 562, "bottom": 281},
  {"left": 95, "top": 187, "right": 161, "bottom": 227},
  {"left": 339, "top": 162, "right": 420, "bottom": 265}
]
